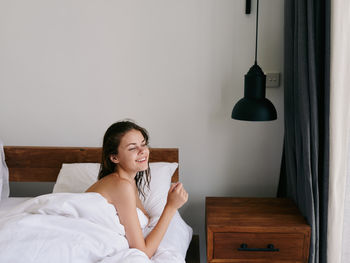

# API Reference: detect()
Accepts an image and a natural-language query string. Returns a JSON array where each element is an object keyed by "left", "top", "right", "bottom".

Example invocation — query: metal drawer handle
[{"left": 238, "top": 243, "right": 279, "bottom": 252}]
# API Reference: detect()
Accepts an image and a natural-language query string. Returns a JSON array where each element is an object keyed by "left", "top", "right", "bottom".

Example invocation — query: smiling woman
[
  {"left": 86, "top": 120, "right": 189, "bottom": 259},
  {"left": 2, "top": 144, "right": 198, "bottom": 262},
  {"left": 94, "top": 121, "right": 151, "bottom": 199}
]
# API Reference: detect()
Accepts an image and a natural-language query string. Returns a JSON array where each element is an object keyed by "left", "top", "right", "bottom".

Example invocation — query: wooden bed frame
[
  {"left": 4, "top": 146, "right": 179, "bottom": 182},
  {"left": 4, "top": 146, "right": 199, "bottom": 263}
]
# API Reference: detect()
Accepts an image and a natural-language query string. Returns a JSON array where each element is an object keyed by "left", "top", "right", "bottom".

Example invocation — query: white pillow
[
  {"left": 53, "top": 163, "right": 100, "bottom": 193},
  {"left": 0, "top": 142, "right": 10, "bottom": 201},
  {"left": 142, "top": 162, "right": 178, "bottom": 218},
  {"left": 52, "top": 162, "right": 178, "bottom": 215}
]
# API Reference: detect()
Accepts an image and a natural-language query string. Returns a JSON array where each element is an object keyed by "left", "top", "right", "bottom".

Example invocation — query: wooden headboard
[{"left": 4, "top": 146, "right": 179, "bottom": 183}]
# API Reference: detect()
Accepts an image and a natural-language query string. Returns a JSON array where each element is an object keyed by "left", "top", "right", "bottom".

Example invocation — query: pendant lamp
[{"left": 231, "top": 0, "right": 277, "bottom": 121}]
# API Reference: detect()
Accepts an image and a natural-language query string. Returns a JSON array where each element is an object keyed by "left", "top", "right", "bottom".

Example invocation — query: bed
[{"left": 1, "top": 146, "right": 199, "bottom": 263}]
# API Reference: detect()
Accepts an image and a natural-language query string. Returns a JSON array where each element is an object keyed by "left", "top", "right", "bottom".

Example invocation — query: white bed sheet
[
  {"left": 0, "top": 197, "right": 31, "bottom": 214},
  {"left": 0, "top": 193, "right": 191, "bottom": 263}
]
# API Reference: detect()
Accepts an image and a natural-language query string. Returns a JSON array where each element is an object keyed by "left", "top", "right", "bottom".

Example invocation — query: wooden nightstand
[{"left": 206, "top": 197, "right": 311, "bottom": 263}]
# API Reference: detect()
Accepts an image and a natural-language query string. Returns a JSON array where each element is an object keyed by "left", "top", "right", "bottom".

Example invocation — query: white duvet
[{"left": 0, "top": 193, "right": 192, "bottom": 263}]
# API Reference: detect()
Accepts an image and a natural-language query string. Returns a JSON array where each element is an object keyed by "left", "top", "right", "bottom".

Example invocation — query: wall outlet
[{"left": 266, "top": 73, "right": 280, "bottom": 88}]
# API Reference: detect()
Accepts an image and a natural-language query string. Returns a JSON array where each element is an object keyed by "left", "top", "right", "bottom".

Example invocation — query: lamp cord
[{"left": 254, "top": 0, "right": 259, "bottom": 65}]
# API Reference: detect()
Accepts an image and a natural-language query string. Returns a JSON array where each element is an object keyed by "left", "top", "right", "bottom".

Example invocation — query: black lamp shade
[
  {"left": 231, "top": 64, "right": 277, "bottom": 121},
  {"left": 231, "top": 97, "right": 277, "bottom": 121}
]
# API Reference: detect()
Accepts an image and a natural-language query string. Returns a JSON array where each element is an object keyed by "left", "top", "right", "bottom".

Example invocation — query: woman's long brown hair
[{"left": 98, "top": 120, "right": 150, "bottom": 199}]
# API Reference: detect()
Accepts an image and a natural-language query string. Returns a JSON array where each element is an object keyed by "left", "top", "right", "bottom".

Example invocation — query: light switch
[{"left": 266, "top": 73, "right": 280, "bottom": 88}]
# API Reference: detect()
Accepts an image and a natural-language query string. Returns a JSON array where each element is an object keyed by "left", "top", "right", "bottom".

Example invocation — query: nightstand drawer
[{"left": 213, "top": 232, "right": 305, "bottom": 261}]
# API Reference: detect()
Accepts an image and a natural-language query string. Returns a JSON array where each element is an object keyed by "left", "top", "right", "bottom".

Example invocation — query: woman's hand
[{"left": 166, "top": 182, "right": 188, "bottom": 210}]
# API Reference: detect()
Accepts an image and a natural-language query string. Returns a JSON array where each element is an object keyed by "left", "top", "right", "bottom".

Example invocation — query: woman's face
[{"left": 113, "top": 129, "right": 149, "bottom": 174}]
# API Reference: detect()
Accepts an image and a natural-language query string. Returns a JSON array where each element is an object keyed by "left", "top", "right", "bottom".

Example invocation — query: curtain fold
[
  {"left": 277, "top": 1, "right": 330, "bottom": 262},
  {"left": 328, "top": 1, "right": 350, "bottom": 262}
]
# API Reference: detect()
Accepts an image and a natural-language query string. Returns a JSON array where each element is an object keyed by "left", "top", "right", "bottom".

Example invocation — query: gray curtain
[{"left": 277, "top": 1, "right": 330, "bottom": 263}]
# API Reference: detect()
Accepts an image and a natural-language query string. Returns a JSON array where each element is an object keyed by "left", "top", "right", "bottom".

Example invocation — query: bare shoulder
[
  {"left": 110, "top": 178, "right": 136, "bottom": 205},
  {"left": 85, "top": 174, "right": 115, "bottom": 193},
  {"left": 86, "top": 174, "right": 134, "bottom": 204}
]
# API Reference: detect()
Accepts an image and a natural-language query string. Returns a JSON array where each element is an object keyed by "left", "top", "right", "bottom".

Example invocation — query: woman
[{"left": 86, "top": 121, "right": 188, "bottom": 259}]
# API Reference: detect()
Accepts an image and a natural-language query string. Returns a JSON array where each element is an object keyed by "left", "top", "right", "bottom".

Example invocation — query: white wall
[{"left": 0, "top": 0, "right": 284, "bottom": 261}]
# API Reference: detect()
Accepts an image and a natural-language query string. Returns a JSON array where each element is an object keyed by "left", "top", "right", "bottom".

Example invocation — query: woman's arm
[
  {"left": 111, "top": 181, "right": 188, "bottom": 259},
  {"left": 142, "top": 182, "right": 188, "bottom": 257}
]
